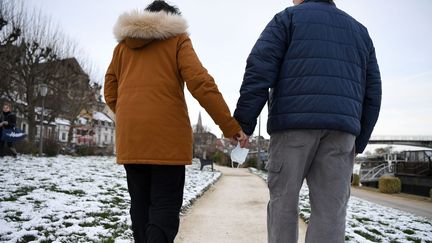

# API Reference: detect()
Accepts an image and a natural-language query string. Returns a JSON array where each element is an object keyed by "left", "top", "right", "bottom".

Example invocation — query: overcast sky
[{"left": 27, "top": 0, "right": 432, "bottom": 138}]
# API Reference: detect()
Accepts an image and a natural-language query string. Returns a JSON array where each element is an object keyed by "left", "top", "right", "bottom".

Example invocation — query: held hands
[{"left": 231, "top": 130, "right": 250, "bottom": 148}]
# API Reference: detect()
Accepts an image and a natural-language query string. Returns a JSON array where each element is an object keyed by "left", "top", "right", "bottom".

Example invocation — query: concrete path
[
  {"left": 176, "top": 165, "right": 307, "bottom": 243},
  {"left": 351, "top": 186, "right": 432, "bottom": 219}
]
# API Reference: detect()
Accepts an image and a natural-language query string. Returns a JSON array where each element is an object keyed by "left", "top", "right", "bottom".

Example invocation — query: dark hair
[
  {"left": 3, "top": 102, "right": 11, "bottom": 109},
  {"left": 145, "top": 1, "right": 181, "bottom": 15}
]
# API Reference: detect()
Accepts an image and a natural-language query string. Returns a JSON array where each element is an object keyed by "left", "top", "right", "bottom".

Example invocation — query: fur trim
[{"left": 113, "top": 10, "right": 188, "bottom": 42}]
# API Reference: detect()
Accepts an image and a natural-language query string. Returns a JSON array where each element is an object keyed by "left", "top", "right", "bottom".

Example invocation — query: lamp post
[
  {"left": 257, "top": 115, "right": 262, "bottom": 170},
  {"left": 38, "top": 84, "right": 48, "bottom": 157}
]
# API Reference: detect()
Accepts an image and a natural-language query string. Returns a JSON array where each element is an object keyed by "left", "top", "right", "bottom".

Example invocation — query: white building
[
  {"left": 18, "top": 107, "right": 57, "bottom": 141},
  {"left": 11, "top": 103, "right": 116, "bottom": 154},
  {"left": 55, "top": 118, "right": 72, "bottom": 143},
  {"left": 92, "top": 111, "right": 115, "bottom": 148}
]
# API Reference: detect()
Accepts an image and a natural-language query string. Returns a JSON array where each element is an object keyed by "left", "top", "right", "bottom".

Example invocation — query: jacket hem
[
  {"left": 268, "top": 126, "right": 358, "bottom": 137},
  {"left": 116, "top": 159, "right": 192, "bottom": 165}
]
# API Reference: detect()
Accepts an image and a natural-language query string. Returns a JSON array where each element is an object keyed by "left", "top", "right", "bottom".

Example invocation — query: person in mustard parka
[{"left": 104, "top": 1, "right": 247, "bottom": 242}]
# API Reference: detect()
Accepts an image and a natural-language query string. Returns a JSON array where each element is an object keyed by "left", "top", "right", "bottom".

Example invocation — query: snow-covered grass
[
  {"left": 0, "top": 156, "right": 220, "bottom": 242},
  {"left": 249, "top": 168, "right": 432, "bottom": 243}
]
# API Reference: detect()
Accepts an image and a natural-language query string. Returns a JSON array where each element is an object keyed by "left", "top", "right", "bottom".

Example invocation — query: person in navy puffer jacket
[{"left": 234, "top": 0, "right": 381, "bottom": 242}]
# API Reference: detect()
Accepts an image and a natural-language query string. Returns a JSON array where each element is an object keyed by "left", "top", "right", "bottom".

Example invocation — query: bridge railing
[
  {"left": 370, "top": 135, "right": 432, "bottom": 141},
  {"left": 360, "top": 163, "right": 395, "bottom": 182}
]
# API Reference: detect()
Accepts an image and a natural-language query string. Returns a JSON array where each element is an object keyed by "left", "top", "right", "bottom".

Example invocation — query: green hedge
[
  {"left": 43, "top": 139, "right": 61, "bottom": 157},
  {"left": 75, "top": 145, "right": 96, "bottom": 156},
  {"left": 352, "top": 174, "right": 360, "bottom": 187},
  {"left": 378, "top": 175, "right": 401, "bottom": 194}
]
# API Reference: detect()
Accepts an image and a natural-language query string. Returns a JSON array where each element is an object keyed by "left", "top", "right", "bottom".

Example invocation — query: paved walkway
[
  {"left": 351, "top": 186, "right": 432, "bottom": 219},
  {"left": 176, "top": 165, "right": 307, "bottom": 243}
]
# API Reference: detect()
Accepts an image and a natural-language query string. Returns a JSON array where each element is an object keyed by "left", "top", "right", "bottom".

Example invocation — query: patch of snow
[
  {"left": 249, "top": 168, "right": 432, "bottom": 243},
  {"left": 0, "top": 156, "right": 220, "bottom": 242},
  {"left": 92, "top": 111, "right": 113, "bottom": 123},
  {"left": 55, "top": 118, "right": 70, "bottom": 126}
]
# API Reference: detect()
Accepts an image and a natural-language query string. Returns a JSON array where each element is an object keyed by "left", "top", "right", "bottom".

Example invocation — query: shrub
[
  {"left": 15, "top": 140, "right": 37, "bottom": 155},
  {"left": 242, "top": 157, "right": 257, "bottom": 168},
  {"left": 15, "top": 139, "right": 60, "bottom": 156},
  {"left": 75, "top": 145, "right": 96, "bottom": 156},
  {"left": 378, "top": 175, "right": 401, "bottom": 194},
  {"left": 352, "top": 174, "right": 360, "bottom": 187},
  {"left": 211, "top": 151, "right": 223, "bottom": 164},
  {"left": 43, "top": 139, "right": 61, "bottom": 157},
  {"left": 211, "top": 151, "right": 231, "bottom": 167}
]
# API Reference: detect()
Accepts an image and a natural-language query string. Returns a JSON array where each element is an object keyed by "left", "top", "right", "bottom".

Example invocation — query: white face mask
[{"left": 230, "top": 143, "right": 250, "bottom": 164}]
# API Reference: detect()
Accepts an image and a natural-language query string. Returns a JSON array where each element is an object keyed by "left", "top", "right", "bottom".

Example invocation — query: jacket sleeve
[
  {"left": 6, "top": 114, "right": 16, "bottom": 128},
  {"left": 233, "top": 11, "right": 291, "bottom": 135},
  {"left": 104, "top": 46, "right": 119, "bottom": 113},
  {"left": 177, "top": 34, "right": 241, "bottom": 138},
  {"left": 355, "top": 45, "right": 382, "bottom": 153},
  {"left": 10, "top": 114, "right": 16, "bottom": 127}
]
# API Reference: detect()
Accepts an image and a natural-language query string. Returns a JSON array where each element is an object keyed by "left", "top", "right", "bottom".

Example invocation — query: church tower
[{"left": 196, "top": 111, "right": 204, "bottom": 133}]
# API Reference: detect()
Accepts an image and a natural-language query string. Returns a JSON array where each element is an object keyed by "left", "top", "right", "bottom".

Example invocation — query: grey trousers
[{"left": 266, "top": 129, "right": 355, "bottom": 243}]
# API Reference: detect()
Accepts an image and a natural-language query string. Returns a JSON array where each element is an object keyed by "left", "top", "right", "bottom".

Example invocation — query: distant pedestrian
[
  {"left": 104, "top": 1, "right": 246, "bottom": 242},
  {"left": 234, "top": 0, "right": 382, "bottom": 242},
  {"left": 0, "top": 102, "right": 18, "bottom": 158}
]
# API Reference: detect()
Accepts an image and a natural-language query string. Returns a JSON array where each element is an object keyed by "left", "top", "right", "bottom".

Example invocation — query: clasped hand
[{"left": 231, "top": 130, "right": 249, "bottom": 148}]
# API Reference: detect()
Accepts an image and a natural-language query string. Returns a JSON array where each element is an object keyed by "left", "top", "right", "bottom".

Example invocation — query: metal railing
[
  {"left": 360, "top": 163, "right": 395, "bottom": 182},
  {"left": 370, "top": 135, "right": 432, "bottom": 141}
]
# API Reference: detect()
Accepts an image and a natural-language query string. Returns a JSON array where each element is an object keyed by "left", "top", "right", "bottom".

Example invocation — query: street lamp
[
  {"left": 38, "top": 83, "right": 48, "bottom": 157},
  {"left": 257, "top": 114, "right": 262, "bottom": 170}
]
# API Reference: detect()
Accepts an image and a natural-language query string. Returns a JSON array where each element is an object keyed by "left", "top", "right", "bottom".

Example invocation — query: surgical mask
[{"left": 230, "top": 143, "right": 249, "bottom": 164}]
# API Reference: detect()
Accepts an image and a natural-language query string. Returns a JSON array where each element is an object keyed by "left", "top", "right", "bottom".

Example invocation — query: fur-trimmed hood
[{"left": 113, "top": 10, "right": 188, "bottom": 43}]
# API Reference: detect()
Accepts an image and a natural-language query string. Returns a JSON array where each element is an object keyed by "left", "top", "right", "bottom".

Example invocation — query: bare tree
[
  {"left": 0, "top": 0, "right": 22, "bottom": 45},
  {"left": 0, "top": 0, "right": 100, "bottom": 147},
  {"left": 51, "top": 58, "right": 100, "bottom": 147},
  {"left": 0, "top": 0, "right": 21, "bottom": 93}
]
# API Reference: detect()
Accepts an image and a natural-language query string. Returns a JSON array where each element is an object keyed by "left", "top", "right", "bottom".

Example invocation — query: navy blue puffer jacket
[{"left": 234, "top": 0, "right": 381, "bottom": 153}]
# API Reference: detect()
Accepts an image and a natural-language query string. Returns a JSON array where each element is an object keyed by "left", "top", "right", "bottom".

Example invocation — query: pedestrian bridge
[{"left": 369, "top": 136, "right": 432, "bottom": 148}]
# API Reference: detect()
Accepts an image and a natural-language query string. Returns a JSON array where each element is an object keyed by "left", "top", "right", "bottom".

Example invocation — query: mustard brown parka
[{"left": 104, "top": 10, "right": 241, "bottom": 165}]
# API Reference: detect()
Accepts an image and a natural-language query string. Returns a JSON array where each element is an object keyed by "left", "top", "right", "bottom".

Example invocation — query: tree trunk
[
  {"left": 26, "top": 106, "right": 36, "bottom": 141},
  {"left": 67, "top": 120, "right": 75, "bottom": 147}
]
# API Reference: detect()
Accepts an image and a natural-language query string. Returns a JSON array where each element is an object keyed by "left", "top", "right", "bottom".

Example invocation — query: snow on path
[
  {"left": 0, "top": 156, "right": 220, "bottom": 242},
  {"left": 250, "top": 168, "right": 432, "bottom": 243}
]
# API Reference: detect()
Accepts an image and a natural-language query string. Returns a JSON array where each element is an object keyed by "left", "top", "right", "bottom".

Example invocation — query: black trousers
[
  {"left": 124, "top": 164, "right": 185, "bottom": 243},
  {"left": 0, "top": 140, "right": 14, "bottom": 157}
]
